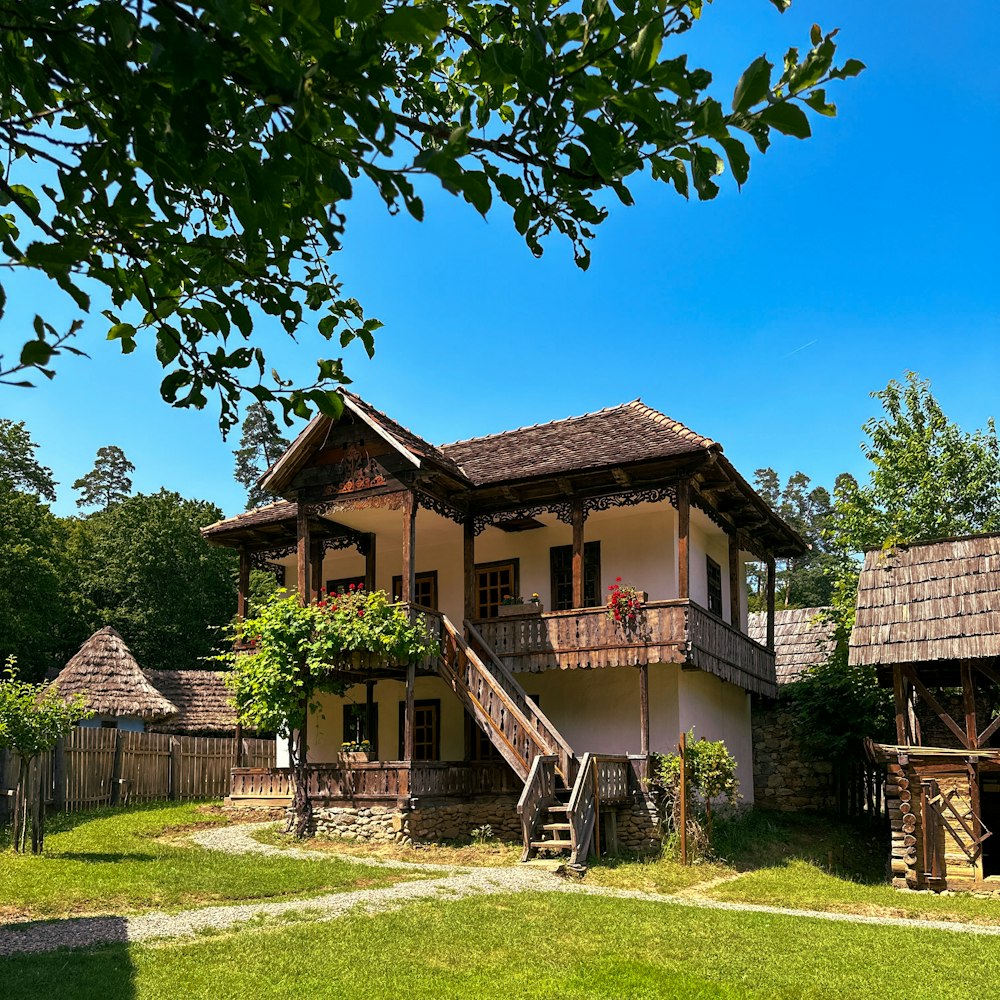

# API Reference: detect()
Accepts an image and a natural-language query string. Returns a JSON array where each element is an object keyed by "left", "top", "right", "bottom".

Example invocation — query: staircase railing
[
  {"left": 516, "top": 754, "right": 557, "bottom": 862},
  {"left": 435, "top": 615, "right": 571, "bottom": 782},
  {"left": 567, "top": 752, "right": 597, "bottom": 865},
  {"left": 465, "top": 619, "right": 577, "bottom": 782}
]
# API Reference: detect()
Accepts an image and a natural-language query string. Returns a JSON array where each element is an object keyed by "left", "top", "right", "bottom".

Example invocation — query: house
[
  {"left": 203, "top": 393, "right": 803, "bottom": 858},
  {"left": 52, "top": 626, "right": 247, "bottom": 737},
  {"left": 748, "top": 607, "right": 841, "bottom": 812},
  {"left": 852, "top": 533, "right": 1000, "bottom": 891}
]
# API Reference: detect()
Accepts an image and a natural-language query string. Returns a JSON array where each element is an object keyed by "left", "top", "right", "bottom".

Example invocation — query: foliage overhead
[
  {"left": 0, "top": 419, "right": 57, "bottom": 502},
  {"left": 72, "top": 445, "right": 135, "bottom": 510},
  {"left": 0, "top": 1, "right": 862, "bottom": 433},
  {"left": 832, "top": 371, "right": 1000, "bottom": 556},
  {"left": 67, "top": 489, "right": 237, "bottom": 669},
  {"left": 233, "top": 402, "right": 290, "bottom": 509}
]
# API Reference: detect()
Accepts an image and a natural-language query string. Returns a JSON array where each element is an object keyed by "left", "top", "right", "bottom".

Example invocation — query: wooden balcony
[
  {"left": 472, "top": 599, "right": 776, "bottom": 697},
  {"left": 229, "top": 760, "right": 520, "bottom": 807}
]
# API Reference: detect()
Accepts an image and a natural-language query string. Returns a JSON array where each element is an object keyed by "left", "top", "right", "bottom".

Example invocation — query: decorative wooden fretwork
[{"left": 414, "top": 488, "right": 468, "bottom": 524}]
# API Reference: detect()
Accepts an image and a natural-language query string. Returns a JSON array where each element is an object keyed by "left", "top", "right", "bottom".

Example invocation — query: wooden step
[
  {"left": 530, "top": 839, "right": 573, "bottom": 850},
  {"left": 542, "top": 823, "right": 571, "bottom": 833},
  {"left": 547, "top": 804, "right": 569, "bottom": 813}
]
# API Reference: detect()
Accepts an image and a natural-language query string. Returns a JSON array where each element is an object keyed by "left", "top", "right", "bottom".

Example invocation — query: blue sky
[{"left": 2, "top": 0, "right": 998, "bottom": 517}]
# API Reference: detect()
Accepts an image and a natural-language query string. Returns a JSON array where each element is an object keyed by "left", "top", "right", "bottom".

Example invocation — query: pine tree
[
  {"left": 233, "top": 403, "right": 290, "bottom": 509},
  {"left": 73, "top": 446, "right": 135, "bottom": 510},
  {"left": 0, "top": 419, "right": 57, "bottom": 502}
]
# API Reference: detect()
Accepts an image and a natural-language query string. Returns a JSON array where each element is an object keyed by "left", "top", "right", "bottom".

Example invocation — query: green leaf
[
  {"left": 380, "top": 6, "right": 448, "bottom": 44},
  {"left": 461, "top": 171, "right": 492, "bottom": 215},
  {"left": 759, "top": 102, "right": 812, "bottom": 139},
  {"left": 19, "top": 340, "right": 53, "bottom": 367},
  {"left": 631, "top": 21, "right": 663, "bottom": 76},
  {"left": 719, "top": 137, "right": 750, "bottom": 188},
  {"left": 732, "top": 56, "right": 772, "bottom": 113}
]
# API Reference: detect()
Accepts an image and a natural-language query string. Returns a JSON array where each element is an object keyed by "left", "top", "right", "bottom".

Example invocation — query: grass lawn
[
  {"left": 254, "top": 825, "right": 523, "bottom": 867},
  {"left": 0, "top": 802, "right": 419, "bottom": 921},
  {"left": 4, "top": 891, "right": 1000, "bottom": 999},
  {"left": 589, "top": 810, "right": 1000, "bottom": 926}
]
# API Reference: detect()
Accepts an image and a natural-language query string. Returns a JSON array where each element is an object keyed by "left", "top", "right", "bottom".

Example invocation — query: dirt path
[{"left": 4, "top": 823, "right": 1000, "bottom": 958}]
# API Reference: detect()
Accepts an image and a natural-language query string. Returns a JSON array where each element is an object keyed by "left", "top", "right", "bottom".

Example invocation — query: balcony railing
[{"left": 472, "top": 599, "right": 776, "bottom": 697}]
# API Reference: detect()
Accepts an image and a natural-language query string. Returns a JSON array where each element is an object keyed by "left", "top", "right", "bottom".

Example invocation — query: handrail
[
  {"left": 516, "top": 754, "right": 557, "bottom": 862},
  {"left": 465, "top": 619, "right": 576, "bottom": 776},
  {"left": 566, "top": 751, "right": 597, "bottom": 864}
]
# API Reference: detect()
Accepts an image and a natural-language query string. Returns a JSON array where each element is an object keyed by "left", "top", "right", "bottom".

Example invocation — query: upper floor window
[
  {"left": 475, "top": 560, "right": 519, "bottom": 618},
  {"left": 391, "top": 570, "right": 439, "bottom": 609},
  {"left": 706, "top": 556, "right": 723, "bottom": 617},
  {"left": 550, "top": 542, "right": 601, "bottom": 610}
]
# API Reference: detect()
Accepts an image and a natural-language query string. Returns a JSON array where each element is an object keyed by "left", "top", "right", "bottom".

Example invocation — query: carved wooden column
[
  {"left": 572, "top": 498, "right": 585, "bottom": 609},
  {"left": 296, "top": 502, "right": 312, "bottom": 605},
  {"left": 310, "top": 539, "right": 324, "bottom": 603},
  {"left": 366, "top": 679, "right": 376, "bottom": 756},
  {"left": 401, "top": 491, "right": 416, "bottom": 604},
  {"left": 728, "top": 533, "right": 741, "bottom": 627},
  {"left": 677, "top": 480, "right": 690, "bottom": 600},
  {"left": 765, "top": 556, "right": 776, "bottom": 651},
  {"left": 237, "top": 545, "right": 251, "bottom": 622},
  {"left": 404, "top": 663, "right": 416, "bottom": 762},
  {"left": 364, "top": 533, "right": 377, "bottom": 592},
  {"left": 893, "top": 664, "right": 908, "bottom": 745},
  {"left": 638, "top": 663, "right": 650, "bottom": 778},
  {"left": 463, "top": 515, "right": 476, "bottom": 623}
]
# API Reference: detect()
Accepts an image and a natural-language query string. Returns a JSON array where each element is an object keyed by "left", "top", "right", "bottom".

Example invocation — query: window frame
[
  {"left": 342, "top": 702, "right": 379, "bottom": 756},
  {"left": 706, "top": 555, "right": 723, "bottom": 617},
  {"left": 549, "top": 541, "right": 602, "bottom": 611},
  {"left": 391, "top": 570, "right": 439, "bottom": 609},
  {"left": 398, "top": 699, "right": 441, "bottom": 761},
  {"left": 474, "top": 558, "right": 520, "bottom": 619}
]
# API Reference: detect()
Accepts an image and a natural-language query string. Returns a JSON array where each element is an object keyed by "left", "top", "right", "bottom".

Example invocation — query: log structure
[{"left": 852, "top": 534, "right": 1000, "bottom": 890}]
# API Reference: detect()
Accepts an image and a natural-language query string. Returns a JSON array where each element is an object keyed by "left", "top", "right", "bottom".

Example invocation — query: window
[
  {"left": 343, "top": 702, "right": 378, "bottom": 756},
  {"left": 475, "top": 560, "right": 519, "bottom": 618},
  {"left": 398, "top": 699, "right": 440, "bottom": 760},
  {"left": 100, "top": 719, "right": 118, "bottom": 730},
  {"left": 550, "top": 542, "right": 601, "bottom": 611},
  {"left": 391, "top": 570, "right": 439, "bottom": 609},
  {"left": 326, "top": 575, "right": 365, "bottom": 595},
  {"left": 706, "top": 556, "right": 723, "bottom": 616}
]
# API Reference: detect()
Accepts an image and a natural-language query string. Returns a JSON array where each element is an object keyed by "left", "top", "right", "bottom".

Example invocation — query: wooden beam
[
  {"left": 962, "top": 660, "right": 978, "bottom": 750},
  {"left": 893, "top": 665, "right": 908, "bottom": 746},
  {"left": 612, "top": 467, "right": 631, "bottom": 487},
  {"left": 905, "top": 667, "right": 969, "bottom": 749},
  {"left": 728, "top": 533, "right": 741, "bottom": 627},
  {"left": 463, "top": 516, "right": 476, "bottom": 622},
  {"left": 638, "top": 664, "right": 650, "bottom": 761},
  {"left": 557, "top": 477, "right": 574, "bottom": 496},
  {"left": 364, "top": 532, "right": 377, "bottom": 592},
  {"left": 296, "top": 502, "right": 311, "bottom": 604},
  {"left": 765, "top": 556, "right": 776, "bottom": 651},
  {"left": 366, "top": 680, "right": 376, "bottom": 756},
  {"left": 677, "top": 480, "right": 690, "bottom": 600},
  {"left": 310, "top": 540, "right": 323, "bottom": 603},
  {"left": 401, "top": 491, "right": 417, "bottom": 603},
  {"left": 571, "top": 498, "right": 585, "bottom": 609},
  {"left": 404, "top": 662, "right": 416, "bottom": 762},
  {"left": 237, "top": 546, "right": 251, "bottom": 622}
]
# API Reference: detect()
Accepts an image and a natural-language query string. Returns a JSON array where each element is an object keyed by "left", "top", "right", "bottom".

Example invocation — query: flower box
[
  {"left": 497, "top": 603, "right": 543, "bottom": 617},
  {"left": 339, "top": 751, "right": 375, "bottom": 764}
]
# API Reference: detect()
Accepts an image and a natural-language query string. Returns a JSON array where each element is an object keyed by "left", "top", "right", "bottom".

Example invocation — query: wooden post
[
  {"left": 401, "top": 492, "right": 416, "bottom": 604},
  {"left": 233, "top": 722, "right": 244, "bottom": 770},
  {"left": 961, "top": 661, "right": 978, "bottom": 750},
  {"left": 237, "top": 545, "right": 251, "bottom": 621},
  {"left": 961, "top": 660, "right": 982, "bottom": 858},
  {"left": 52, "top": 737, "right": 66, "bottom": 813},
  {"left": 677, "top": 481, "right": 690, "bottom": 601},
  {"left": 728, "top": 532, "right": 741, "bottom": 627},
  {"left": 296, "top": 502, "right": 312, "bottom": 604},
  {"left": 679, "top": 730, "right": 688, "bottom": 866},
  {"left": 404, "top": 663, "right": 416, "bottom": 761},
  {"left": 463, "top": 516, "right": 476, "bottom": 623},
  {"left": 110, "top": 730, "right": 123, "bottom": 806},
  {"left": 765, "top": 556, "right": 776, "bottom": 650},
  {"left": 592, "top": 755, "right": 602, "bottom": 859},
  {"left": 366, "top": 680, "right": 376, "bottom": 756},
  {"left": 364, "top": 533, "right": 377, "bottom": 592},
  {"left": 893, "top": 665, "right": 908, "bottom": 746},
  {"left": 638, "top": 664, "right": 650, "bottom": 776},
  {"left": 571, "top": 498, "right": 585, "bottom": 609},
  {"left": 310, "top": 540, "right": 324, "bottom": 603},
  {"left": 169, "top": 736, "right": 182, "bottom": 801}
]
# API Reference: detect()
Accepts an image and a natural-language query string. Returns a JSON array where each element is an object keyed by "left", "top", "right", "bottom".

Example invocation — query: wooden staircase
[{"left": 529, "top": 779, "right": 573, "bottom": 854}]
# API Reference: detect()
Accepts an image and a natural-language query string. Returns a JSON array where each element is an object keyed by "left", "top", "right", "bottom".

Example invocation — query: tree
[
  {"left": 0, "top": 483, "right": 79, "bottom": 680},
  {"left": 0, "top": 660, "right": 90, "bottom": 853},
  {"left": 832, "top": 371, "right": 1000, "bottom": 555},
  {"left": 0, "top": 419, "right": 56, "bottom": 502},
  {"left": 0, "top": 1, "right": 863, "bottom": 433},
  {"left": 67, "top": 490, "right": 237, "bottom": 669},
  {"left": 72, "top": 445, "right": 135, "bottom": 510},
  {"left": 233, "top": 403, "right": 291, "bottom": 509},
  {"left": 749, "top": 468, "right": 841, "bottom": 609}
]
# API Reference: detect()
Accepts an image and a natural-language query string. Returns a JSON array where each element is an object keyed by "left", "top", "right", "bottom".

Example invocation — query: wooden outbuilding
[{"left": 851, "top": 533, "right": 1000, "bottom": 890}]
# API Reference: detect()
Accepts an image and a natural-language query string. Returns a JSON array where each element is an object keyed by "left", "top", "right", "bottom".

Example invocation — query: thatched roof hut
[
  {"left": 52, "top": 627, "right": 178, "bottom": 722},
  {"left": 748, "top": 607, "right": 836, "bottom": 685},
  {"left": 849, "top": 533, "right": 1000, "bottom": 668},
  {"left": 144, "top": 670, "right": 243, "bottom": 735}
]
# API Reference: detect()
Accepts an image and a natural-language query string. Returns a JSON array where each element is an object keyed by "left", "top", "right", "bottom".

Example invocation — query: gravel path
[{"left": 4, "top": 823, "right": 1000, "bottom": 958}]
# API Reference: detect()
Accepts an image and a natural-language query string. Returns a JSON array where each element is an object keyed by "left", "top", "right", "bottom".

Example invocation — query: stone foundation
[
  {"left": 613, "top": 793, "right": 660, "bottom": 854},
  {"left": 752, "top": 696, "right": 837, "bottom": 811}
]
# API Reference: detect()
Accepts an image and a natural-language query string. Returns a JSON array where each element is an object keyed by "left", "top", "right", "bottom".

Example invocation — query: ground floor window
[
  {"left": 343, "top": 702, "right": 378, "bottom": 756},
  {"left": 391, "top": 570, "right": 439, "bottom": 609},
  {"left": 398, "top": 699, "right": 440, "bottom": 760}
]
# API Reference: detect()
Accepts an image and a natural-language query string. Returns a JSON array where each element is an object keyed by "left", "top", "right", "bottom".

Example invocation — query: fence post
[
  {"left": 679, "top": 730, "right": 688, "bottom": 867},
  {"left": 110, "top": 731, "right": 123, "bottom": 806},
  {"left": 169, "top": 737, "right": 182, "bottom": 801},
  {"left": 53, "top": 737, "right": 66, "bottom": 813},
  {"left": 0, "top": 749, "right": 8, "bottom": 824}
]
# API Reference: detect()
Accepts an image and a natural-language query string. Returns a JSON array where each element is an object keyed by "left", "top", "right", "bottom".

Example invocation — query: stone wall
[
  {"left": 614, "top": 792, "right": 660, "bottom": 854},
  {"left": 752, "top": 696, "right": 837, "bottom": 812}
]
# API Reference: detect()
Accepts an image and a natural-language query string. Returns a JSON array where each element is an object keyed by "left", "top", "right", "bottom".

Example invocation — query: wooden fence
[{"left": 0, "top": 728, "right": 274, "bottom": 820}]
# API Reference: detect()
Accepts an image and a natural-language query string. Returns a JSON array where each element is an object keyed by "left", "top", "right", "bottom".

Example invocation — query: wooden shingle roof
[
  {"left": 441, "top": 400, "right": 716, "bottom": 486},
  {"left": 849, "top": 533, "right": 1000, "bottom": 667},
  {"left": 144, "top": 670, "right": 243, "bottom": 735},
  {"left": 748, "top": 607, "right": 836, "bottom": 684}
]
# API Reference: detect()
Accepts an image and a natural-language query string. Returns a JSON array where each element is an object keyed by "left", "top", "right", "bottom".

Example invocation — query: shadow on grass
[
  {"left": 0, "top": 938, "right": 136, "bottom": 1000},
  {"left": 46, "top": 852, "right": 161, "bottom": 865}
]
